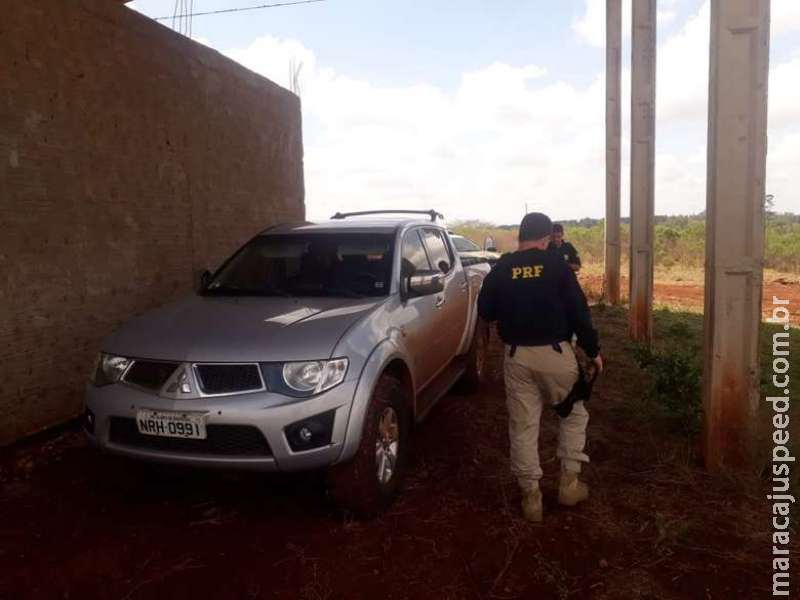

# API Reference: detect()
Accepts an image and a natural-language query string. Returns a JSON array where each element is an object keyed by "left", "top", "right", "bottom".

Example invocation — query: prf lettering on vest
[{"left": 511, "top": 265, "right": 544, "bottom": 280}]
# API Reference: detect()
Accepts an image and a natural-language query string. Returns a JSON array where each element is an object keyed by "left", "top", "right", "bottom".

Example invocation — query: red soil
[
  {"left": 0, "top": 309, "right": 785, "bottom": 599},
  {"left": 581, "top": 273, "right": 800, "bottom": 320}
]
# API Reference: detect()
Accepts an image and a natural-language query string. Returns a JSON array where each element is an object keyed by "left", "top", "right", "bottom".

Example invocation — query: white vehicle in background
[{"left": 448, "top": 233, "right": 502, "bottom": 267}]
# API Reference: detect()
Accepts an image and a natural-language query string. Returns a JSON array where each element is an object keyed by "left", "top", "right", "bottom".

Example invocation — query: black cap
[{"left": 518, "top": 212, "right": 553, "bottom": 242}]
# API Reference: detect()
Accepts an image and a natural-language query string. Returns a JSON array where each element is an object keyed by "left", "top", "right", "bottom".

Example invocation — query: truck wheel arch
[
  {"left": 336, "top": 342, "right": 415, "bottom": 464},
  {"left": 381, "top": 358, "right": 414, "bottom": 420}
]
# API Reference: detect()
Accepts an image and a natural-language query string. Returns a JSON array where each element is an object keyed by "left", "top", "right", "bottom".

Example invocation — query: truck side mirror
[{"left": 407, "top": 270, "right": 445, "bottom": 297}]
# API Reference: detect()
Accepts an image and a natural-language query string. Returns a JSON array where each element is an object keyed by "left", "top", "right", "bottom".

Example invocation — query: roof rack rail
[
  {"left": 258, "top": 220, "right": 312, "bottom": 234},
  {"left": 330, "top": 209, "right": 444, "bottom": 222}
]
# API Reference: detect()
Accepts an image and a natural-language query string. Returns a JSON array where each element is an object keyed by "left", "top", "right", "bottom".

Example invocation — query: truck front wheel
[
  {"left": 459, "top": 319, "right": 489, "bottom": 392},
  {"left": 327, "top": 374, "right": 410, "bottom": 517}
]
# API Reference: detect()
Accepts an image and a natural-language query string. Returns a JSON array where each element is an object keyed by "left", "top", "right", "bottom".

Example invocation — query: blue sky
[
  {"left": 130, "top": 0, "right": 800, "bottom": 223},
  {"left": 143, "top": 1, "right": 605, "bottom": 88}
]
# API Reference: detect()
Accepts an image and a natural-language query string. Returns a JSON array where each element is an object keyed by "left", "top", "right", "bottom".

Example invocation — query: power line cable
[{"left": 153, "top": 0, "right": 326, "bottom": 21}]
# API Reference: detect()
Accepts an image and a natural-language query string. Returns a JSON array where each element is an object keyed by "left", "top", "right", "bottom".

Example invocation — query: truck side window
[
  {"left": 401, "top": 230, "right": 432, "bottom": 278},
  {"left": 421, "top": 229, "right": 452, "bottom": 274}
]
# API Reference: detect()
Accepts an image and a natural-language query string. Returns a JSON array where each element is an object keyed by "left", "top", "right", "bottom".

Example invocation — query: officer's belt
[{"left": 508, "top": 342, "right": 563, "bottom": 358}]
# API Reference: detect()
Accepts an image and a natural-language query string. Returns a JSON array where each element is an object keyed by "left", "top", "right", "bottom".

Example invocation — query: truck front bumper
[{"left": 84, "top": 379, "right": 358, "bottom": 472}]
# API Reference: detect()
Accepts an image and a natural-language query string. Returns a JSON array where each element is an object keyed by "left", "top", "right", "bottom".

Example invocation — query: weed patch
[{"left": 631, "top": 345, "right": 703, "bottom": 436}]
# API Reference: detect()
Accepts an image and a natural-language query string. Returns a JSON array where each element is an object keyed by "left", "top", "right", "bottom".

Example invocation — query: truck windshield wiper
[
  {"left": 204, "top": 284, "right": 291, "bottom": 297},
  {"left": 321, "top": 287, "right": 368, "bottom": 299}
]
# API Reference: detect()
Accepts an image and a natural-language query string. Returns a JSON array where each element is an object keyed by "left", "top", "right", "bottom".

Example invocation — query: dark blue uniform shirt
[{"left": 477, "top": 248, "right": 599, "bottom": 357}]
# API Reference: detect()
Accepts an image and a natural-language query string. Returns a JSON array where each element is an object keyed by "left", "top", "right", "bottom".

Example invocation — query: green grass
[
  {"left": 645, "top": 308, "right": 799, "bottom": 406},
  {"left": 634, "top": 308, "right": 800, "bottom": 525}
]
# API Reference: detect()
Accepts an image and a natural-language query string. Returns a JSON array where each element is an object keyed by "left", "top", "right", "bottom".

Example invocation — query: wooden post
[
  {"left": 604, "top": 0, "right": 622, "bottom": 305},
  {"left": 629, "top": 0, "right": 656, "bottom": 344},
  {"left": 703, "top": 0, "right": 770, "bottom": 468}
]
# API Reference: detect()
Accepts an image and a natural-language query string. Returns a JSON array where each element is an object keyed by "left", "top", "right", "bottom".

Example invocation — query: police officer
[
  {"left": 548, "top": 223, "right": 581, "bottom": 272},
  {"left": 478, "top": 212, "right": 602, "bottom": 522}
]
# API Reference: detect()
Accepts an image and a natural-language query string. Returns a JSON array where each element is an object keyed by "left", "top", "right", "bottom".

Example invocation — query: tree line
[{"left": 452, "top": 213, "right": 800, "bottom": 274}]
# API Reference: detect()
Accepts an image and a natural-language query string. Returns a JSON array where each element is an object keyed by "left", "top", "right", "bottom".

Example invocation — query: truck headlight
[
  {"left": 282, "top": 358, "right": 349, "bottom": 395},
  {"left": 90, "top": 353, "right": 131, "bottom": 386}
]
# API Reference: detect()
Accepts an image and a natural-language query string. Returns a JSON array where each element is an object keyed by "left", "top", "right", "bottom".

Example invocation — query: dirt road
[
  {"left": 581, "top": 273, "right": 800, "bottom": 319},
  {"left": 0, "top": 309, "right": 786, "bottom": 599}
]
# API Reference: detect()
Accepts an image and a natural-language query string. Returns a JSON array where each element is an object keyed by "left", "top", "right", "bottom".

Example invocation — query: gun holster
[{"left": 553, "top": 363, "right": 599, "bottom": 418}]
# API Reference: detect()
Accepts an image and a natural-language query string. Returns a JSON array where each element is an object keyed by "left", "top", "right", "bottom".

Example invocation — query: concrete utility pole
[
  {"left": 702, "top": 0, "right": 770, "bottom": 468},
  {"left": 629, "top": 0, "right": 656, "bottom": 344},
  {"left": 604, "top": 0, "right": 622, "bottom": 305}
]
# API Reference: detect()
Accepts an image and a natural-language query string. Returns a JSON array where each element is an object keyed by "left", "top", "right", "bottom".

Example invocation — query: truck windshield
[{"left": 204, "top": 233, "right": 395, "bottom": 298}]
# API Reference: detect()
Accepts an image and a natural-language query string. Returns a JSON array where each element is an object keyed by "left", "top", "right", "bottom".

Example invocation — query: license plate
[{"left": 136, "top": 409, "right": 207, "bottom": 439}]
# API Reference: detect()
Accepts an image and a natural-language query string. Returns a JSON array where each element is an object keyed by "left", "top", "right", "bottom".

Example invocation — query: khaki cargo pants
[{"left": 503, "top": 341, "right": 589, "bottom": 492}]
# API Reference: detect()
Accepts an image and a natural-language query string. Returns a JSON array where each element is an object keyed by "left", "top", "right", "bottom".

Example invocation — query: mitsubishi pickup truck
[{"left": 84, "top": 210, "right": 490, "bottom": 515}]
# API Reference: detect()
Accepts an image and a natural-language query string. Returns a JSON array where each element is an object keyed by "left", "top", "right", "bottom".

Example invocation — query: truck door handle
[{"left": 435, "top": 296, "right": 446, "bottom": 308}]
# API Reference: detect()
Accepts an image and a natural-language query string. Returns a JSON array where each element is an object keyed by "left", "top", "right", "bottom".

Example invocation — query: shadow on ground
[{"left": 0, "top": 306, "right": 796, "bottom": 599}]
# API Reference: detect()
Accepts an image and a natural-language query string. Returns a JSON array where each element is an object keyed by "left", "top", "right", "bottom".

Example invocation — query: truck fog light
[{"left": 285, "top": 410, "right": 336, "bottom": 452}]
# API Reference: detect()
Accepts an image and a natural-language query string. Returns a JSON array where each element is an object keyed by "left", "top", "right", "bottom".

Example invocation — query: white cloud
[
  {"left": 770, "top": 55, "right": 800, "bottom": 128},
  {"left": 658, "top": 10, "right": 678, "bottom": 27},
  {"left": 572, "top": 0, "right": 632, "bottom": 48},
  {"left": 652, "top": 1, "right": 800, "bottom": 215},
  {"left": 193, "top": 36, "right": 213, "bottom": 48},
  {"left": 573, "top": 1, "right": 683, "bottom": 47},
  {"left": 774, "top": 0, "right": 800, "bottom": 36},
  {"left": 222, "top": 36, "right": 605, "bottom": 223},
  {"left": 225, "top": 36, "right": 317, "bottom": 91},
  {"left": 217, "top": 1, "right": 799, "bottom": 223},
  {"left": 570, "top": 0, "right": 686, "bottom": 47},
  {"left": 572, "top": 0, "right": 606, "bottom": 48},
  {"left": 657, "top": 1, "right": 710, "bottom": 123},
  {"left": 653, "top": 0, "right": 800, "bottom": 128},
  {"left": 767, "top": 131, "right": 800, "bottom": 213}
]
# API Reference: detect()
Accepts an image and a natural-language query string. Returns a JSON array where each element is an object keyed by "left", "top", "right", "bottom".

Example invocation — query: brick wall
[{"left": 0, "top": 0, "right": 305, "bottom": 444}]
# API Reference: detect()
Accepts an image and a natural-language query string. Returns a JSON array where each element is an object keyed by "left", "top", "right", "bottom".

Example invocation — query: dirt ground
[
  {"left": 581, "top": 273, "right": 800, "bottom": 319},
  {"left": 0, "top": 307, "right": 796, "bottom": 600}
]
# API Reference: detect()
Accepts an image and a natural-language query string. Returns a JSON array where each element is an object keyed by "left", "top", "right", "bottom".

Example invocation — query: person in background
[{"left": 548, "top": 223, "right": 581, "bottom": 272}]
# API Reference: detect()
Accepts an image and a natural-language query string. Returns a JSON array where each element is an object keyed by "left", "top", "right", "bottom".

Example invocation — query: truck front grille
[
  {"left": 108, "top": 418, "right": 272, "bottom": 457},
  {"left": 124, "top": 360, "right": 179, "bottom": 391},
  {"left": 195, "top": 364, "right": 263, "bottom": 395}
]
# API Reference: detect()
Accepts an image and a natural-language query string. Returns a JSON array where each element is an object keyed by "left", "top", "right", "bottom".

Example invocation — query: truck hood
[{"left": 103, "top": 295, "right": 383, "bottom": 363}]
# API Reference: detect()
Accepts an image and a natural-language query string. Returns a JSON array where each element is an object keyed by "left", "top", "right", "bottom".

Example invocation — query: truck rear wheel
[{"left": 327, "top": 374, "right": 410, "bottom": 517}]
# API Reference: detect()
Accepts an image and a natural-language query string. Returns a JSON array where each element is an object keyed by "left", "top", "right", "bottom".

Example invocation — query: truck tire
[
  {"left": 327, "top": 374, "right": 410, "bottom": 517},
  {"left": 459, "top": 320, "right": 489, "bottom": 393}
]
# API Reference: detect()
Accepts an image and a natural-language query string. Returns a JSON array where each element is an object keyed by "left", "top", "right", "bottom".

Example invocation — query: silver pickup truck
[{"left": 84, "top": 210, "right": 490, "bottom": 514}]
